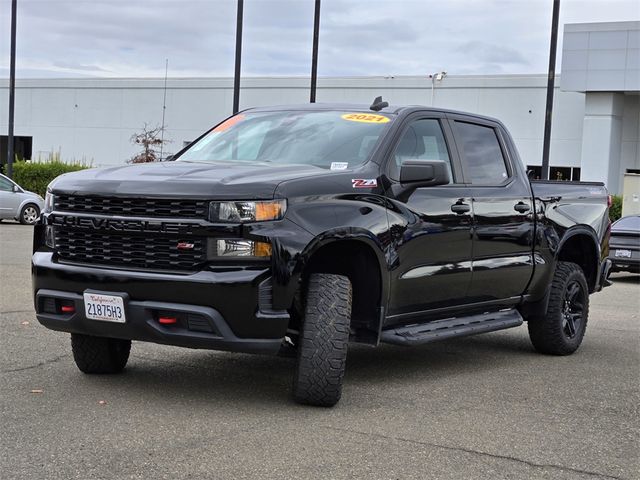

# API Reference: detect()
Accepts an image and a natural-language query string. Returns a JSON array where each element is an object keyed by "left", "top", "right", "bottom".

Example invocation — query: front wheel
[
  {"left": 19, "top": 203, "right": 40, "bottom": 225},
  {"left": 293, "top": 273, "right": 352, "bottom": 407},
  {"left": 528, "top": 261, "right": 589, "bottom": 355},
  {"left": 71, "top": 334, "right": 131, "bottom": 373}
]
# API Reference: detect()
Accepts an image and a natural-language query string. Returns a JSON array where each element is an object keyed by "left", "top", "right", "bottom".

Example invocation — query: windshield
[
  {"left": 178, "top": 110, "right": 392, "bottom": 169},
  {"left": 613, "top": 215, "right": 640, "bottom": 231}
]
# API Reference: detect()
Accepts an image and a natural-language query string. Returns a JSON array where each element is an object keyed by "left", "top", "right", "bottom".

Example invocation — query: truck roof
[{"left": 244, "top": 102, "right": 503, "bottom": 124}]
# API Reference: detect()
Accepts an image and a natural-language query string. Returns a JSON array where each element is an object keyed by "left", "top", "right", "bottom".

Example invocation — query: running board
[{"left": 380, "top": 309, "right": 523, "bottom": 346}]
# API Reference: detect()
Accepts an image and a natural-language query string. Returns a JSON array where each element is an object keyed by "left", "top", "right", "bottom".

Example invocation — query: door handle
[
  {"left": 514, "top": 202, "right": 531, "bottom": 213},
  {"left": 451, "top": 202, "right": 471, "bottom": 214}
]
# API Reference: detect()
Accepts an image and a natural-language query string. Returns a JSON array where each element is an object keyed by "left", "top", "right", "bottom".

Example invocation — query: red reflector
[
  {"left": 61, "top": 305, "right": 75, "bottom": 313},
  {"left": 608, "top": 195, "right": 613, "bottom": 207},
  {"left": 158, "top": 316, "right": 177, "bottom": 325}
]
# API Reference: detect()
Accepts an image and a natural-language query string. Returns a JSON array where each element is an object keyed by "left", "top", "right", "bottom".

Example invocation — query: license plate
[
  {"left": 83, "top": 292, "right": 126, "bottom": 323},
  {"left": 615, "top": 249, "right": 632, "bottom": 258}
]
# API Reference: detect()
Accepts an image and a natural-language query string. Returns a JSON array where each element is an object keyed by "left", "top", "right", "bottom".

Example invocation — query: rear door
[
  {"left": 449, "top": 116, "right": 535, "bottom": 303},
  {"left": 383, "top": 114, "right": 474, "bottom": 318}
]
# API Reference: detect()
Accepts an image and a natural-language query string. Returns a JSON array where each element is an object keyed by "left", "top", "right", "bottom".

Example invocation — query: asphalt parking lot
[{"left": 1, "top": 222, "right": 638, "bottom": 480}]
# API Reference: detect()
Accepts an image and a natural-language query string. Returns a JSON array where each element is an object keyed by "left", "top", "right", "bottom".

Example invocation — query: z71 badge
[{"left": 352, "top": 179, "right": 378, "bottom": 188}]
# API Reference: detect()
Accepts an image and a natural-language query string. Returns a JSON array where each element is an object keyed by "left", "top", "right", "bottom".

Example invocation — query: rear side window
[{"left": 455, "top": 121, "right": 509, "bottom": 185}]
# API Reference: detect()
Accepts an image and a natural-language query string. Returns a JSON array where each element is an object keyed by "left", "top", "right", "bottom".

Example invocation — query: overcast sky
[{"left": 0, "top": 0, "right": 638, "bottom": 78}]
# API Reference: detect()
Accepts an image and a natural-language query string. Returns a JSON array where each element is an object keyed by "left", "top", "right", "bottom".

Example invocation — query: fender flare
[
  {"left": 293, "top": 227, "right": 390, "bottom": 343},
  {"left": 555, "top": 224, "right": 601, "bottom": 262},
  {"left": 298, "top": 227, "right": 389, "bottom": 294},
  {"left": 523, "top": 224, "right": 603, "bottom": 319}
]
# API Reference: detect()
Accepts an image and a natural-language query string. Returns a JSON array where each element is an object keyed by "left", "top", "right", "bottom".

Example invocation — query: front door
[
  {"left": 383, "top": 115, "right": 474, "bottom": 320},
  {"left": 0, "top": 175, "right": 21, "bottom": 219}
]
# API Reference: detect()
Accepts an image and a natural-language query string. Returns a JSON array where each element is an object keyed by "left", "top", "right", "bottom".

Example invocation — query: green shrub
[
  {"left": 609, "top": 195, "right": 622, "bottom": 222},
  {"left": 13, "top": 161, "right": 89, "bottom": 197}
]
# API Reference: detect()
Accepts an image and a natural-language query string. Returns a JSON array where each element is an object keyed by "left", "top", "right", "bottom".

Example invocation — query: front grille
[
  {"left": 55, "top": 230, "right": 206, "bottom": 271},
  {"left": 54, "top": 194, "right": 208, "bottom": 219}
]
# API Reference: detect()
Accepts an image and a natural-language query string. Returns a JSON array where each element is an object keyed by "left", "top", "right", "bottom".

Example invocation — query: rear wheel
[
  {"left": 19, "top": 203, "right": 40, "bottom": 225},
  {"left": 293, "top": 273, "right": 352, "bottom": 407},
  {"left": 71, "top": 334, "right": 131, "bottom": 373},
  {"left": 528, "top": 261, "right": 589, "bottom": 355}
]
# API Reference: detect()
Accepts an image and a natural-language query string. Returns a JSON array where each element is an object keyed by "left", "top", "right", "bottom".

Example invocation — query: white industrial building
[{"left": 1, "top": 21, "right": 638, "bottom": 194}]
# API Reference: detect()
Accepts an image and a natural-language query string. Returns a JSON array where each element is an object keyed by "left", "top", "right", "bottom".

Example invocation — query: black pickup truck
[{"left": 33, "top": 99, "right": 612, "bottom": 406}]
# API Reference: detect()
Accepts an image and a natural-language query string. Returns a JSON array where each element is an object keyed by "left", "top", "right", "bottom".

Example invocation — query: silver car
[{"left": 0, "top": 173, "right": 45, "bottom": 225}]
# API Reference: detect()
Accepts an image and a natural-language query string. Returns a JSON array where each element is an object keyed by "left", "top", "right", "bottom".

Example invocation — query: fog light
[
  {"left": 45, "top": 226, "right": 55, "bottom": 248},
  {"left": 215, "top": 239, "right": 271, "bottom": 258}
]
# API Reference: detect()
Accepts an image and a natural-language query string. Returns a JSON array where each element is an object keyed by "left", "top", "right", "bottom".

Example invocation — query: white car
[{"left": 0, "top": 173, "right": 45, "bottom": 225}]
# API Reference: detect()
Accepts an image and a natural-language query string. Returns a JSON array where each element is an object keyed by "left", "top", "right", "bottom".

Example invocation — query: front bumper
[{"left": 32, "top": 252, "right": 289, "bottom": 354}]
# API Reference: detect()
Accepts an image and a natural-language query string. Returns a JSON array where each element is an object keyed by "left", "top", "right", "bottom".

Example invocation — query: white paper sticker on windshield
[{"left": 331, "top": 162, "right": 348, "bottom": 170}]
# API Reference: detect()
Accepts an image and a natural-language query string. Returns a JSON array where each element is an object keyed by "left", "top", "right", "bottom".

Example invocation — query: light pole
[
  {"left": 232, "top": 0, "right": 244, "bottom": 114},
  {"left": 310, "top": 0, "right": 321, "bottom": 103},
  {"left": 7, "top": 0, "right": 17, "bottom": 178},
  {"left": 541, "top": 0, "right": 561, "bottom": 180}
]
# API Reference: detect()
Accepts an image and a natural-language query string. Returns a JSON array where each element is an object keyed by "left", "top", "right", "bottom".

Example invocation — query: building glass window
[{"left": 526, "top": 165, "right": 581, "bottom": 181}]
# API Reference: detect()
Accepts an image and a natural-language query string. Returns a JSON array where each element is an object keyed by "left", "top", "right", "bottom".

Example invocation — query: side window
[
  {"left": 390, "top": 119, "right": 454, "bottom": 183},
  {"left": 454, "top": 121, "right": 509, "bottom": 185},
  {"left": 0, "top": 176, "right": 14, "bottom": 192}
]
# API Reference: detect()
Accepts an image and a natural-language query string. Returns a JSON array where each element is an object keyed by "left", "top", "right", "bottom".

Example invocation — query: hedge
[
  {"left": 609, "top": 195, "right": 622, "bottom": 223},
  {"left": 12, "top": 161, "right": 89, "bottom": 197}
]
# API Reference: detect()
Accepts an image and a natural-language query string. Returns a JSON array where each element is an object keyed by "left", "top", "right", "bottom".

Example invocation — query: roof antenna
[{"left": 370, "top": 96, "right": 388, "bottom": 112}]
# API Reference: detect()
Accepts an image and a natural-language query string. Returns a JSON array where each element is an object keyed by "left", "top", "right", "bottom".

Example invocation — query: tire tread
[
  {"left": 71, "top": 333, "right": 131, "bottom": 374},
  {"left": 293, "top": 273, "right": 352, "bottom": 407}
]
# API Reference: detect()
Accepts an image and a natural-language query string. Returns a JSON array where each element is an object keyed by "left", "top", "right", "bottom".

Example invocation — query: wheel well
[
  {"left": 300, "top": 240, "right": 383, "bottom": 344},
  {"left": 21, "top": 202, "right": 40, "bottom": 212},
  {"left": 557, "top": 234, "right": 599, "bottom": 292}
]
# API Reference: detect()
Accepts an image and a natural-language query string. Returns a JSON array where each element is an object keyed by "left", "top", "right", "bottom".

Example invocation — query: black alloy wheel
[{"left": 562, "top": 280, "right": 586, "bottom": 339}]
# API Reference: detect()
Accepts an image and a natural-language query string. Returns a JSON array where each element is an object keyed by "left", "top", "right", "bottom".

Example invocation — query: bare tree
[{"left": 128, "top": 123, "right": 169, "bottom": 163}]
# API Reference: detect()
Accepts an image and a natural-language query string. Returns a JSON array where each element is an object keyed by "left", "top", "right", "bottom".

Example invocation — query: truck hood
[{"left": 50, "top": 161, "right": 330, "bottom": 199}]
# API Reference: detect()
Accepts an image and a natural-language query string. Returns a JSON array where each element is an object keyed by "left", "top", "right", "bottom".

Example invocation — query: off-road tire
[
  {"left": 71, "top": 333, "right": 131, "bottom": 373},
  {"left": 293, "top": 273, "right": 352, "bottom": 407},
  {"left": 528, "top": 261, "right": 589, "bottom": 355},
  {"left": 19, "top": 203, "right": 40, "bottom": 225}
]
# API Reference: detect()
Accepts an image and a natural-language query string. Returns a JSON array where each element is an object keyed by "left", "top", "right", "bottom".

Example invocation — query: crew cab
[{"left": 33, "top": 99, "right": 612, "bottom": 406}]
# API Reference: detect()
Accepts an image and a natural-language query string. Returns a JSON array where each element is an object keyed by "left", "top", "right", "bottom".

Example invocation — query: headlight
[
  {"left": 209, "top": 200, "right": 286, "bottom": 223},
  {"left": 43, "top": 189, "right": 54, "bottom": 213}
]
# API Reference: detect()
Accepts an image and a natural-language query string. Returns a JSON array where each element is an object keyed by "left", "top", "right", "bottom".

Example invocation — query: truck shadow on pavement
[
  {"left": 83, "top": 330, "right": 539, "bottom": 407},
  {"left": 609, "top": 273, "right": 640, "bottom": 284}
]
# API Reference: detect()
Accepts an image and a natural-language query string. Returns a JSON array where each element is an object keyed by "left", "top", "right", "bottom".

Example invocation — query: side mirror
[
  {"left": 399, "top": 160, "right": 450, "bottom": 188},
  {"left": 12, "top": 185, "right": 21, "bottom": 193}
]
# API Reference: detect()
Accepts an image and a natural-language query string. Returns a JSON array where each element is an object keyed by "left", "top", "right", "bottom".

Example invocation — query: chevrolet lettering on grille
[{"left": 50, "top": 214, "right": 196, "bottom": 235}]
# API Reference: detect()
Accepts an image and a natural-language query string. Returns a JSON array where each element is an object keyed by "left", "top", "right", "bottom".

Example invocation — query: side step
[{"left": 380, "top": 309, "right": 523, "bottom": 346}]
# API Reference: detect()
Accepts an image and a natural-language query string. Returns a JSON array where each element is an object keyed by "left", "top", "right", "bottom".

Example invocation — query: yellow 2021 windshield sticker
[{"left": 341, "top": 113, "right": 390, "bottom": 124}]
